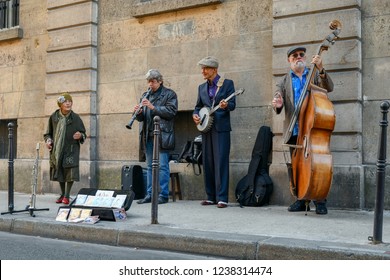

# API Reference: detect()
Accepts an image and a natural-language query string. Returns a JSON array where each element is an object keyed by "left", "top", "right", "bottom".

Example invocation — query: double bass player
[{"left": 272, "top": 46, "right": 334, "bottom": 215}]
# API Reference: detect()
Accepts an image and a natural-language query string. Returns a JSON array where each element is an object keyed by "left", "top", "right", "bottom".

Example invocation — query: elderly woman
[
  {"left": 134, "top": 69, "right": 178, "bottom": 204},
  {"left": 44, "top": 93, "right": 86, "bottom": 205}
]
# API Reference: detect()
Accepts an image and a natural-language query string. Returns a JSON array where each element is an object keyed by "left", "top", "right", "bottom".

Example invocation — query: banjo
[{"left": 197, "top": 88, "right": 245, "bottom": 133}]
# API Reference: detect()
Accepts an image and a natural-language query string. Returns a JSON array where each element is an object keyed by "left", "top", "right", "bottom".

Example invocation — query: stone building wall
[
  {"left": 0, "top": 0, "right": 49, "bottom": 193},
  {"left": 272, "top": 0, "right": 364, "bottom": 208},
  {"left": 0, "top": 0, "right": 389, "bottom": 209}
]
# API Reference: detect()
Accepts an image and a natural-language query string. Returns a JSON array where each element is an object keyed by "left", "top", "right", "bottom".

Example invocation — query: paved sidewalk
[{"left": 1, "top": 191, "right": 390, "bottom": 259}]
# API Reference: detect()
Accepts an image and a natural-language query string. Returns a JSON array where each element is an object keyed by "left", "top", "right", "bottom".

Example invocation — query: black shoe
[
  {"left": 315, "top": 202, "right": 328, "bottom": 215},
  {"left": 137, "top": 195, "right": 151, "bottom": 204},
  {"left": 158, "top": 197, "right": 168, "bottom": 204},
  {"left": 288, "top": 200, "right": 310, "bottom": 212}
]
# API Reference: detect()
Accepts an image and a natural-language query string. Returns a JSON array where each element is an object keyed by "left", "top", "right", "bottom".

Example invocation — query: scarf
[{"left": 52, "top": 111, "right": 68, "bottom": 170}]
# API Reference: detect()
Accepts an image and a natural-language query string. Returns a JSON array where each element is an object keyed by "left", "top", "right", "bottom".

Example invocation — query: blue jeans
[{"left": 145, "top": 138, "right": 170, "bottom": 199}]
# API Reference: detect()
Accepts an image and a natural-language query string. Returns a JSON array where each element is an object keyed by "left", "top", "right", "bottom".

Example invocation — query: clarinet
[
  {"left": 28, "top": 143, "right": 40, "bottom": 210},
  {"left": 125, "top": 88, "right": 152, "bottom": 129}
]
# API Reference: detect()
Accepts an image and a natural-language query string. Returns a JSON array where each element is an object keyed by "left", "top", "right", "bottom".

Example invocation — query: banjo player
[{"left": 192, "top": 56, "right": 237, "bottom": 209}]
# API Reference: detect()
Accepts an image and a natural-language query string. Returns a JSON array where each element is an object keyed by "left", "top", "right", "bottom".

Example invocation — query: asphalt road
[{"left": 0, "top": 231, "right": 222, "bottom": 260}]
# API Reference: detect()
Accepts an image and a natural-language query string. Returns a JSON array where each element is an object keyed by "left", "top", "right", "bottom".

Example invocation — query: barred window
[
  {"left": 0, "top": 120, "right": 17, "bottom": 159},
  {"left": 0, "top": 0, "right": 19, "bottom": 30}
]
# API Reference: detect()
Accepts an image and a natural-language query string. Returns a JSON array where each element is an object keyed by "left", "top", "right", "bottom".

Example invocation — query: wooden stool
[{"left": 169, "top": 172, "right": 182, "bottom": 202}]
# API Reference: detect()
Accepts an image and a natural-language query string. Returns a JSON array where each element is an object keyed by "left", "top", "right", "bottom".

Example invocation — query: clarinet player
[{"left": 133, "top": 69, "right": 178, "bottom": 205}]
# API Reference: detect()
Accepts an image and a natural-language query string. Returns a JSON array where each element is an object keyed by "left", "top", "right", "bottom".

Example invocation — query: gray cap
[
  {"left": 287, "top": 46, "right": 306, "bottom": 57},
  {"left": 198, "top": 56, "right": 219, "bottom": 68}
]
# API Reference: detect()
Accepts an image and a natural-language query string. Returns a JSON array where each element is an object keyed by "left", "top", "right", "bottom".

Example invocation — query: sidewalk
[{"left": 1, "top": 191, "right": 390, "bottom": 259}]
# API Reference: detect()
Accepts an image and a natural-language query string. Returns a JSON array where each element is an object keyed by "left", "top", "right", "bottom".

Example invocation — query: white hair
[{"left": 145, "top": 69, "right": 163, "bottom": 82}]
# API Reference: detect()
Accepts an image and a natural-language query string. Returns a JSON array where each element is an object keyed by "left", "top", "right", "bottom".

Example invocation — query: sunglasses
[{"left": 291, "top": 52, "right": 305, "bottom": 58}]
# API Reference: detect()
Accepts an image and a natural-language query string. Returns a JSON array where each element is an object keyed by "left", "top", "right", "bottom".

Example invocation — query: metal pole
[
  {"left": 1, "top": 125, "right": 49, "bottom": 216},
  {"left": 7, "top": 122, "right": 15, "bottom": 212},
  {"left": 151, "top": 116, "right": 161, "bottom": 224},
  {"left": 371, "top": 100, "right": 389, "bottom": 244}
]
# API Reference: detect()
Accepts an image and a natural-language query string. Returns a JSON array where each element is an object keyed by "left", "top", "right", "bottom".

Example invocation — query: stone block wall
[
  {"left": 0, "top": 0, "right": 389, "bottom": 209},
  {"left": 0, "top": 0, "right": 49, "bottom": 192},
  {"left": 271, "top": 0, "right": 367, "bottom": 208},
  {"left": 39, "top": 0, "right": 99, "bottom": 193},
  {"left": 96, "top": 0, "right": 274, "bottom": 201}
]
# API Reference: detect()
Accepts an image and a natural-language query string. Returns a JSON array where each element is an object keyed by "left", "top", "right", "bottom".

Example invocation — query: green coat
[{"left": 44, "top": 109, "right": 86, "bottom": 182}]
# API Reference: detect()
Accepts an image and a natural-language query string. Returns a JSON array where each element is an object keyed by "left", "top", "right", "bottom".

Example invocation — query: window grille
[{"left": 0, "top": 0, "right": 19, "bottom": 30}]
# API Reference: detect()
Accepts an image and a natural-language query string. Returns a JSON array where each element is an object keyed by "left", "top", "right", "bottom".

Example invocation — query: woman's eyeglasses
[{"left": 291, "top": 52, "right": 305, "bottom": 58}]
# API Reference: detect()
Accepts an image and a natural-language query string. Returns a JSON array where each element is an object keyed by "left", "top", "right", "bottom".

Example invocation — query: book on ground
[
  {"left": 111, "top": 195, "right": 127, "bottom": 208},
  {"left": 68, "top": 217, "right": 84, "bottom": 223},
  {"left": 55, "top": 208, "right": 70, "bottom": 222},
  {"left": 84, "top": 195, "right": 96, "bottom": 206},
  {"left": 113, "top": 208, "right": 127, "bottom": 221},
  {"left": 99, "top": 196, "right": 115, "bottom": 208},
  {"left": 68, "top": 208, "right": 82, "bottom": 221},
  {"left": 95, "top": 190, "right": 115, "bottom": 197},
  {"left": 91, "top": 196, "right": 105, "bottom": 207},
  {"left": 80, "top": 209, "right": 92, "bottom": 219},
  {"left": 74, "top": 194, "right": 88, "bottom": 206},
  {"left": 84, "top": 215, "right": 100, "bottom": 224}
]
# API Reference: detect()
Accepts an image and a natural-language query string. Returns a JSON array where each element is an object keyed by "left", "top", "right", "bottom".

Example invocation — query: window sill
[
  {"left": 132, "top": 0, "right": 223, "bottom": 18},
  {"left": 0, "top": 27, "right": 23, "bottom": 42}
]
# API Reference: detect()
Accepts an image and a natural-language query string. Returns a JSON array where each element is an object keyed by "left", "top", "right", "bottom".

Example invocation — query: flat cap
[
  {"left": 198, "top": 56, "right": 219, "bottom": 68},
  {"left": 287, "top": 46, "right": 306, "bottom": 57}
]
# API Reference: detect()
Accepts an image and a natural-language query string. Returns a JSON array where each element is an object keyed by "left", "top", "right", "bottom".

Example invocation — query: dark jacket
[
  {"left": 193, "top": 78, "right": 236, "bottom": 132},
  {"left": 274, "top": 69, "right": 334, "bottom": 140},
  {"left": 44, "top": 110, "right": 86, "bottom": 181},
  {"left": 136, "top": 85, "right": 178, "bottom": 151}
]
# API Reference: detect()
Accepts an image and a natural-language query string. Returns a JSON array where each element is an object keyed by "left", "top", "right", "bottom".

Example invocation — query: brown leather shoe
[{"left": 200, "top": 200, "right": 215, "bottom": 206}]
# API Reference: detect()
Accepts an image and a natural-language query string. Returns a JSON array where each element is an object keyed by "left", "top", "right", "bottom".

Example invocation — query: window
[
  {"left": 0, "top": 119, "right": 17, "bottom": 159},
  {"left": 0, "top": 0, "right": 19, "bottom": 30}
]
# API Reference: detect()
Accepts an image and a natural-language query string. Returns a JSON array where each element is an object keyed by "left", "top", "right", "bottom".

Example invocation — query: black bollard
[
  {"left": 7, "top": 122, "right": 15, "bottom": 212},
  {"left": 151, "top": 116, "right": 161, "bottom": 224},
  {"left": 1, "top": 124, "right": 49, "bottom": 216},
  {"left": 369, "top": 101, "right": 389, "bottom": 244}
]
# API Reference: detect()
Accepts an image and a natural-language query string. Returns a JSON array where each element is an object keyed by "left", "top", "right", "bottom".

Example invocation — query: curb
[{"left": 1, "top": 217, "right": 390, "bottom": 260}]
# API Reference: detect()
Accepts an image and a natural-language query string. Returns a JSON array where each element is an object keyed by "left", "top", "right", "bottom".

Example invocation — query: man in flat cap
[
  {"left": 271, "top": 46, "right": 334, "bottom": 215},
  {"left": 44, "top": 93, "right": 87, "bottom": 205},
  {"left": 193, "top": 56, "right": 236, "bottom": 208}
]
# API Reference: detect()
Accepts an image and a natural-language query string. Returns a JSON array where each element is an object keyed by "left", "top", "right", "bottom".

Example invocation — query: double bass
[{"left": 284, "top": 20, "right": 342, "bottom": 202}]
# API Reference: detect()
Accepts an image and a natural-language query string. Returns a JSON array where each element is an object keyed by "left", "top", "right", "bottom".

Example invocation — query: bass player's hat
[
  {"left": 198, "top": 56, "right": 219, "bottom": 68},
  {"left": 287, "top": 46, "right": 306, "bottom": 57}
]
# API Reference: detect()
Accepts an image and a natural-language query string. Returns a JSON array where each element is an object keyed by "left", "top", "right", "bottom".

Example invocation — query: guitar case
[
  {"left": 235, "top": 126, "right": 274, "bottom": 207},
  {"left": 121, "top": 165, "right": 145, "bottom": 200}
]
